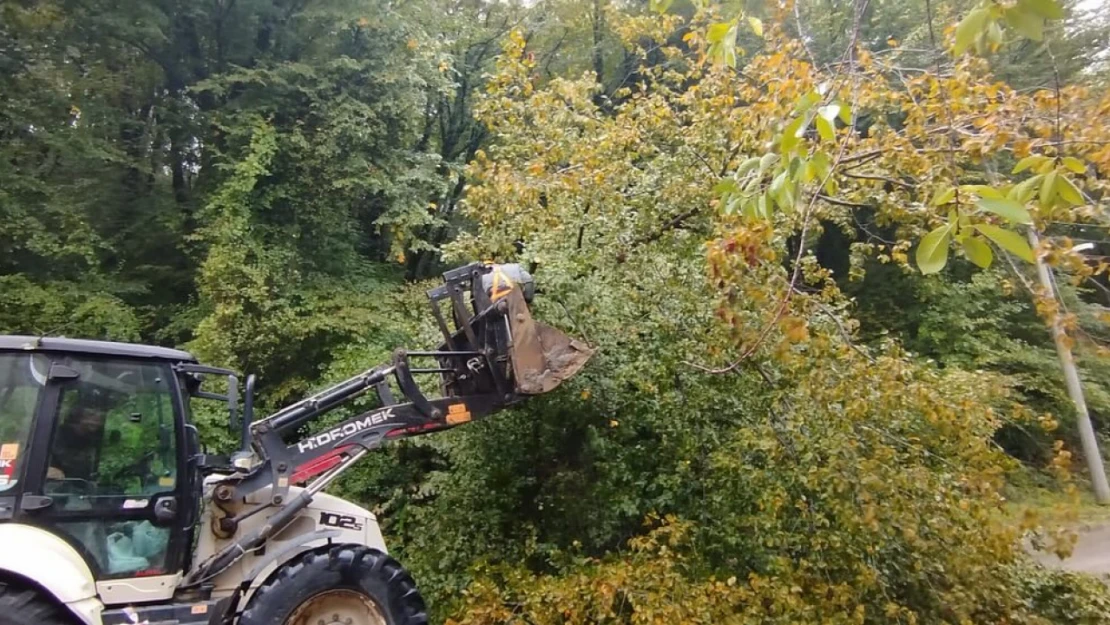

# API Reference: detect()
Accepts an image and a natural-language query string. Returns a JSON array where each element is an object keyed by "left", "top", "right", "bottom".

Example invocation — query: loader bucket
[{"left": 503, "top": 288, "right": 595, "bottom": 394}]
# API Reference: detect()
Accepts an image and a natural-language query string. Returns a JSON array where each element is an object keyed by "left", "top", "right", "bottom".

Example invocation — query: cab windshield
[{"left": 0, "top": 352, "right": 49, "bottom": 493}]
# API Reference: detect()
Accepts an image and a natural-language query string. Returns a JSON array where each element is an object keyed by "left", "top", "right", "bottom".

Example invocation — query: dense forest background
[{"left": 4, "top": 0, "right": 1110, "bottom": 622}]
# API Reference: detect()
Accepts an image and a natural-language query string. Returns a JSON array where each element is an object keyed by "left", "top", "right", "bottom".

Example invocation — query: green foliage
[
  {"left": 4, "top": 1, "right": 1110, "bottom": 624},
  {"left": 451, "top": 520, "right": 1110, "bottom": 625},
  {"left": 848, "top": 267, "right": 1110, "bottom": 465}
]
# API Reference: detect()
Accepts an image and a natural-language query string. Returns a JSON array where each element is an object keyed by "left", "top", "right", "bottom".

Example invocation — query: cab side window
[
  {"left": 44, "top": 358, "right": 178, "bottom": 577},
  {"left": 47, "top": 360, "right": 177, "bottom": 495}
]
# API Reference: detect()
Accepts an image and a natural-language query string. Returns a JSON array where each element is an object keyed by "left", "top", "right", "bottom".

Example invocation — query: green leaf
[
  {"left": 1039, "top": 170, "right": 1057, "bottom": 208},
  {"left": 963, "top": 185, "right": 1003, "bottom": 199},
  {"left": 1008, "top": 174, "right": 1043, "bottom": 204},
  {"left": 836, "top": 102, "right": 853, "bottom": 125},
  {"left": 737, "top": 157, "right": 762, "bottom": 177},
  {"left": 724, "top": 44, "right": 738, "bottom": 68},
  {"left": 975, "top": 223, "right": 1035, "bottom": 262},
  {"left": 793, "top": 91, "right": 820, "bottom": 115},
  {"left": 759, "top": 153, "right": 778, "bottom": 174},
  {"left": 770, "top": 170, "right": 786, "bottom": 196},
  {"left": 987, "top": 20, "right": 1003, "bottom": 45},
  {"left": 707, "top": 22, "right": 732, "bottom": 44},
  {"left": 954, "top": 8, "right": 990, "bottom": 56},
  {"left": 713, "top": 180, "right": 738, "bottom": 196},
  {"left": 976, "top": 197, "right": 1033, "bottom": 224},
  {"left": 649, "top": 0, "right": 674, "bottom": 14},
  {"left": 962, "top": 236, "right": 994, "bottom": 268},
  {"left": 815, "top": 115, "right": 835, "bottom": 143},
  {"left": 1056, "top": 174, "right": 1084, "bottom": 205},
  {"left": 787, "top": 155, "right": 804, "bottom": 178},
  {"left": 916, "top": 225, "right": 952, "bottom": 274},
  {"left": 1021, "top": 0, "right": 1065, "bottom": 20},
  {"left": 1013, "top": 155, "right": 1048, "bottom": 174},
  {"left": 932, "top": 187, "right": 956, "bottom": 206},
  {"left": 724, "top": 196, "right": 740, "bottom": 215},
  {"left": 780, "top": 183, "right": 796, "bottom": 213},
  {"left": 771, "top": 172, "right": 795, "bottom": 212},
  {"left": 801, "top": 160, "right": 816, "bottom": 183},
  {"left": 811, "top": 151, "right": 832, "bottom": 179},
  {"left": 780, "top": 116, "right": 806, "bottom": 155},
  {"left": 747, "top": 16, "right": 763, "bottom": 37},
  {"left": 1003, "top": 7, "right": 1044, "bottom": 41},
  {"left": 1062, "top": 157, "right": 1086, "bottom": 174}
]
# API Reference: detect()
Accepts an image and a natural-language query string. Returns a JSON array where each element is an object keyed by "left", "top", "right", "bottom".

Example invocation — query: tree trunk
[
  {"left": 1029, "top": 228, "right": 1110, "bottom": 504},
  {"left": 592, "top": 0, "right": 605, "bottom": 83}
]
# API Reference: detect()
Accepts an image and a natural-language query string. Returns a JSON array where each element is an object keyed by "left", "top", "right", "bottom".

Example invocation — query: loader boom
[{"left": 184, "top": 262, "right": 593, "bottom": 586}]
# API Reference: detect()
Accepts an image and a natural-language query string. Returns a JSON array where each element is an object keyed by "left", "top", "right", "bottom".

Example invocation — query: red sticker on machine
[{"left": 0, "top": 444, "right": 17, "bottom": 486}]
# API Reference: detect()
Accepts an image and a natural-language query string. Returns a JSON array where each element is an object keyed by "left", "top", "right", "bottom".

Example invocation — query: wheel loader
[{"left": 0, "top": 263, "right": 593, "bottom": 625}]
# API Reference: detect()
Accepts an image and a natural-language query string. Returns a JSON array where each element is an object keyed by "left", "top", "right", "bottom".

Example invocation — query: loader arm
[{"left": 184, "top": 263, "right": 593, "bottom": 587}]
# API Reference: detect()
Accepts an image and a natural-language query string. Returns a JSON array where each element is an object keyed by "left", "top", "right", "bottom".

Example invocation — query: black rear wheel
[
  {"left": 238, "top": 546, "right": 427, "bottom": 625},
  {"left": 0, "top": 581, "right": 74, "bottom": 625}
]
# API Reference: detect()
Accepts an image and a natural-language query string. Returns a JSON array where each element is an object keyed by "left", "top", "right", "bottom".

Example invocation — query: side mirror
[
  {"left": 185, "top": 423, "right": 202, "bottom": 457},
  {"left": 152, "top": 494, "right": 177, "bottom": 526}
]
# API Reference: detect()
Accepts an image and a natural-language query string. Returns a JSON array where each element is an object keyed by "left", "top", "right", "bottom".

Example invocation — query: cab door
[{"left": 18, "top": 354, "right": 191, "bottom": 584}]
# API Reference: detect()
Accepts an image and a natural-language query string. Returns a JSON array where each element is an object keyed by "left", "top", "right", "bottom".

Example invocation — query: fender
[
  {"left": 203, "top": 488, "right": 388, "bottom": 610},
  {"left": 0, "top": 523, "right": 103, "bottom": 625},
  {"left": 236, "top": 492, "right": 389, "bottom": 605}
]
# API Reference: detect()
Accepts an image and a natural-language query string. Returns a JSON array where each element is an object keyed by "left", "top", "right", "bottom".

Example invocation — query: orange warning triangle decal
[{"left": 490, "top": 266, "right": 514, "bottom": 302}]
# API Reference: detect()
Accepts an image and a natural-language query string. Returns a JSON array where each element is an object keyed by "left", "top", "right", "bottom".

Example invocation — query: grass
[{"left": 1003, "top": 481, "right": 1110, "bottom": 530}]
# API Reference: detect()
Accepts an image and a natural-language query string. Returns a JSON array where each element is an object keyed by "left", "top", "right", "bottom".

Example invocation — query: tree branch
[
  {"left": 818, "top": 194, "right": 870, "bottom": 208},
  {"left": 841, "top": 171, "right": 915, "bottom": 189},
  {"left": 631, "top": 204, "right": 703, "bottom": 248}
]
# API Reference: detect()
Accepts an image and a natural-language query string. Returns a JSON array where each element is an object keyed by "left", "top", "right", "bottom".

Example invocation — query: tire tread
[
  {"left": 239, "top": 545, "right": 426, "bottom": 625},
  {"left": 0, "top": 582, "right": 73, "bottom": 625}
]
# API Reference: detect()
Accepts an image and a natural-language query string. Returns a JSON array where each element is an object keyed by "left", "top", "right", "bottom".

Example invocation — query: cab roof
[{"left": 0, "top": 335, "right": 196, "bottom": 362}]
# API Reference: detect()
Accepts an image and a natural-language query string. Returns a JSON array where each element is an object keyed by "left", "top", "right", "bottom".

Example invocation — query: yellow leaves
[
  {"left": 706, "top": 21, "right": 741, "bottom": 68},
  {"left": 932, "top": 186, "right": 957, "bottom": 207},
  {"left": 1013, "top": 154, "right": 1051, "bottom": 174},
  {"left": 1061, "top": 156, "right": 1087, "bottom": 174},
  {"left": 781, "top": 316, "right": 809, "bottom": 343},
  {"left": 747, "top": 16, "right": 763, "bottom": 38},
  {"left": 961, "top": 235, "right": 993, "bottom": 268}
]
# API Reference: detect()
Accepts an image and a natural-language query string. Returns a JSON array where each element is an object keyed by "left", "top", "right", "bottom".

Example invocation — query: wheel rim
[{"left": 287, "top": 589, "right": 388, "bottom": 625}]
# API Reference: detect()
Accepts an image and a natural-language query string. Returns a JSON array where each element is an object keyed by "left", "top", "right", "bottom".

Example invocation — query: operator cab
[{"left": 0, "top": 336, "right": 209, "bottom": 581}]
